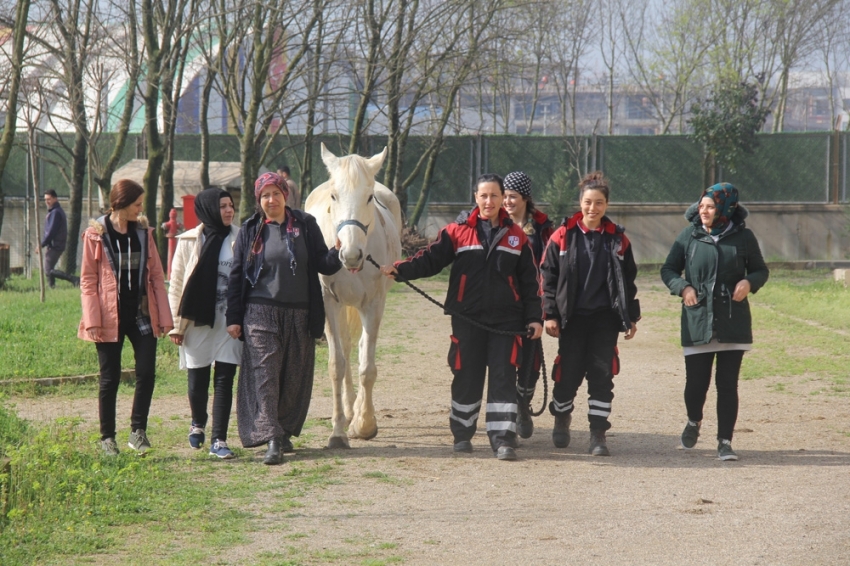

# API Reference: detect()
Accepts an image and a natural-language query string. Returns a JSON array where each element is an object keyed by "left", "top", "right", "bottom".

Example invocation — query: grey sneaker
[
  {"left": 101, "top": 437, "right": 120, "bottom": 456},
  {"left": 552, "top": 413, "right": 571, "bottom": 448},
  {"left": 681, "top": 420, "right": 701, "bottom": 449},
  {"left": 128, "top": 429, "right": 151, "bottom": 454},
  {"left": 453, "top": 440, "right": 473, "bottom": 453},
  {"left": 717, "top": 439, "right": 738, "bottom": 461},
  {"left": 589, "top": 429, "right": 610, "bottom": 456}
]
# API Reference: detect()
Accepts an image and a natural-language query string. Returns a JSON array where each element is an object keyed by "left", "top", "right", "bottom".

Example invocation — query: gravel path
[{"left": 12, "top": 276, "right": 850, "bottom": 565}]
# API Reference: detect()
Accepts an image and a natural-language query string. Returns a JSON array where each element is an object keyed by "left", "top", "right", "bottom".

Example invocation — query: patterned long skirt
[{"left": 237, "top": 303, "right": 315, "bottom": 448}]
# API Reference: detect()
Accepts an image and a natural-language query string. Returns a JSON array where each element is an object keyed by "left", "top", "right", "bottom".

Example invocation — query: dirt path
[{"left": 13, "top": 276, "right": 850, "bottom": 565}]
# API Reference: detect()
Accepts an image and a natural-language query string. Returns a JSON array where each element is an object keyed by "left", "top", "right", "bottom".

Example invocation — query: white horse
[{"left": 305, "top": 143, "right": 402, "bottom": 449}]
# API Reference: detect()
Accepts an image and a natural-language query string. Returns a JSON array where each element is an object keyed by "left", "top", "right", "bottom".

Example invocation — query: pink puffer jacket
[{"left": 78, "top": 216, "right": 173, "bottom": 343}]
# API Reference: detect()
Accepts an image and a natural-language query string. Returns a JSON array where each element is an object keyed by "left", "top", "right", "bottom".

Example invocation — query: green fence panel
[
  {"left": 485, "top": 135, "right": 581, "bottom": 199},
  {"left": 598, "top": 135, "right": 704, "bottom": 202},
  {"left": 722, "top": 133, "right": 830, "bottom": 202},
  {"left": 0, "top": 136, "right": 28, "bottom": 197}
]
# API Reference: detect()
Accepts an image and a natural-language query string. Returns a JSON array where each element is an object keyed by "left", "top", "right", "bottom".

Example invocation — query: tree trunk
[
  {"left": 0, "top": 0, "right": 31, "bottom": 236},
  {"left": 199, "top": 70, "right": 215, "bottom": 189},
  {"left": 408, "top": 136, "right": 443, "bottom": 227},
  {"left": 703, "top": 151, "right": 716, "bottom": 189},
  {"left": 772, "top": 68, "right": 790, "bottom": 133}
]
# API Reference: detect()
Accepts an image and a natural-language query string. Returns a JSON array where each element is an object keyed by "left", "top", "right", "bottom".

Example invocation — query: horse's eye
[
  {"left": 367, "top": 195, "right": 374, "bottom": 204},
  {"left": 331, "top": 194, "right": 336, "bottom": 201}
]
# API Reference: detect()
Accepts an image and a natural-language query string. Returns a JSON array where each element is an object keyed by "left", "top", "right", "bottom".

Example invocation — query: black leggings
[
  {"left": 188, "top": 362, "right": 237, "bottom": 442},
  {"left": 684, "top": 350, "right": 745, "bottom": 441}
]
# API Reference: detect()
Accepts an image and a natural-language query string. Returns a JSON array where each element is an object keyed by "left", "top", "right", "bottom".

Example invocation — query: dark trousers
[
  {"left": 96, "top": 310, "right": 158, "bottom": 440},
  {"left": 516, "top": 335, "right": 541, "bottom": 402},
  {"left": 43, "top": 247, "right": 74, "bottom": 287},
  {"left": 684, "top": 350, "right": 745, "bottom": 441},
  {"left": 549, "top": 311, "right": 621, "bottom": 432},
  {"left": 188, "top": 362, "right": 237, "bottom": 441},
  {"left": 448, "top": 317, "right": 521, "bottom": 450}
]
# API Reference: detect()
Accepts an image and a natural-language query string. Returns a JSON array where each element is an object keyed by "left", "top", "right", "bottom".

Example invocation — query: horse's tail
[{"left": 346, "top": 306, "right": 362, "bottom": 344}]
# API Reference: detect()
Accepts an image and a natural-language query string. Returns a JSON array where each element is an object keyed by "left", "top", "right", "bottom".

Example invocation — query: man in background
[
  {"left": 276, "top": 165, "right": 301, "bottom": 209},
  {"left": 38, "top": 190, "right": 78, "bottom": 288}
]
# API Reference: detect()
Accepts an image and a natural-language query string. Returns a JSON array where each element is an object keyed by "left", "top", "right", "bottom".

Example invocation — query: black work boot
[
  {"left": 263, "top": 438, "right": 283, "bottom": 465},
  {"left": 517, "top": 400, "right": 534, "bottom": 439},
  {"left": 589, "top": 429, "right": 610, "bottom": 456},
  {"left": 282, "top": 433, "right": 295, "bottom": 453},
  {"left": 552, "top": 413, "right": 571, "bottom": 448}
]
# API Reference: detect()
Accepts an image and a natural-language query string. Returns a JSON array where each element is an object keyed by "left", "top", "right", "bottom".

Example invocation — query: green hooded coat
[{"left": 660, "top": 203, "right": 769, "bottom": 347}]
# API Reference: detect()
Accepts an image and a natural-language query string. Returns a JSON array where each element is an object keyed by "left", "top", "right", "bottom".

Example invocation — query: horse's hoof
[
  {"left": 360, "top": 426, "right": 378, "bottom": 441},
  {"left": 327, "top": 436, "right": 351, "bottom": 449}
]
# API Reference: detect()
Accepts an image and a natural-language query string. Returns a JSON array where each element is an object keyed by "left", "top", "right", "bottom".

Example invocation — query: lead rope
[{"left": 365, "top": 254, "right": 548, "bottom": 417}]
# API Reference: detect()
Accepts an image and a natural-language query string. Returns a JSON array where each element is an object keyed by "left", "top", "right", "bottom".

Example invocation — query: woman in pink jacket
[{"left": 78, "top": 179, "right": 173, "bottom": 456}]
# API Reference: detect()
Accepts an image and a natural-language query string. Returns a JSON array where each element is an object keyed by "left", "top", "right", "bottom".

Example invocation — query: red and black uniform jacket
[
  {"left": 394, "top": 207, "right": 542, "bottom": 327},
  {"left": 540, "top": 212, "right": 640, "bottom": 331},
  {"left": 527, "top": 209, "right": 555, "bottom": 265}
]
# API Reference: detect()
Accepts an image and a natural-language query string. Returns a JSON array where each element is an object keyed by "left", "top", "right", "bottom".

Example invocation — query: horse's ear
[
  {"left": 365, "top": 146, "right": 387, "bottom": 177},
  {"left": 321, "top": 143, "right": 339, "bottom": 170}
]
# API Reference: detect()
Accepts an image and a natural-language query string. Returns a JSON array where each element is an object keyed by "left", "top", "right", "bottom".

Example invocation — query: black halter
[{"left": 336, "top": 219, "right": 370, "bottom": 235}]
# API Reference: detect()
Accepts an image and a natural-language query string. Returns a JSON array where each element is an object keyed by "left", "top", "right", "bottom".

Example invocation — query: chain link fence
[{"left": 2, "top": 132, "right": 847, "bottom": 270}]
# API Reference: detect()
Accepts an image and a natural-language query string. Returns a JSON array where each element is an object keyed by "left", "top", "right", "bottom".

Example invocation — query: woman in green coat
[{"left": 661, "top": 183, "right": 769, "bottom": 461}]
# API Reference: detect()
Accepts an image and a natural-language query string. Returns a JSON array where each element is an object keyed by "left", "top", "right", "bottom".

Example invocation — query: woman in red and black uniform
[
  {"left": 381, "top": 174, "right": 543, "bottom": 461},
  {"left": 540, "top": 171, "right": 640, "bottom": 456},
  {"left": 502, "top": 171, "right": 554, "bottom": 439}
]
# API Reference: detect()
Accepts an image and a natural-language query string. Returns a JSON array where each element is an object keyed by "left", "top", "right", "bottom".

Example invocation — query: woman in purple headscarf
[
  {"left": 661, "top": 183, "right": 769, "bottom": 461},
  {"left": 226, "top": 172, "right": 342, "bottom": 465}
]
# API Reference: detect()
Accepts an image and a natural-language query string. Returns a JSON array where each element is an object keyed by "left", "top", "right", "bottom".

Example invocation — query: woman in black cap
[
  {"left": 169, "top": 188, "right": 242, "bottom": 459},
  {"left": 503, "top": 171, "right": 554, "bottom": 439}
]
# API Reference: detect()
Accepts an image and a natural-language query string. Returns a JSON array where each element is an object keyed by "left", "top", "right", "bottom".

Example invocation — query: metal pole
[{"left": 832, "top": 116, "right": 841, "bottom": 205}]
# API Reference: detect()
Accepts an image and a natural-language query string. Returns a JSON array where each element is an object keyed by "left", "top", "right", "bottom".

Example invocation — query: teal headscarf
[{"left": 700, "top": 183, "right": 739, "bottom": 236}]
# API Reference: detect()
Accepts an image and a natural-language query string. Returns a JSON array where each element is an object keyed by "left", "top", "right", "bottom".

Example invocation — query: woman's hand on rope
[
  {"left": 544, "top": 319, "right": 560, "bottom": 338},
  {"left": 681, "top": 285, "right": 698, "bottom": 306},
  {"left": 624, "top": 322, "right": 638, "bottom": 340},
  {"left": 732, "top": 279, "right": 751, "bottom": 302},
  {"left": 227, "top": 324, "right": 242, "bottom": 339},
  {"left": 527, "top": 322, "right": 543, "bottom": 340},
  {"left": 379, "top": 265, "right": 398, "bottom": 280}
]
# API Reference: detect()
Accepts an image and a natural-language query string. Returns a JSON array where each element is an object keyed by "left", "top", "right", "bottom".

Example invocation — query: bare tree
[
  {"left": 139, "top": 0, "right": 195, "bottom": 226},
  {"left": 24, "top": 0, "right": 100, "bottom": 275},
  {"left": 407, "top": 0, "right": 508, "bottom": 227},
  {"left": 546, "top": 0, "right": 592, "bottom": 176},
  {"left": 88, "top": 1, "right": 142, "bottom": 209},
  {"left": 598, "top": 0, "right": 629, "bottom": 134},
  {"left": 766, "top": 0, "right": 840, "bottom": 131},
  {"left": 214, "top": 0, "right": 321, "bottom": 221},
  {"left": 816, "top": 0, "right": 850, "bottom": 124},
  {"left": 620, "top": 0, "right": 716, "bottom": 134},
  {"left": 0, "top": 0, "right": 32, "bottom": 236}
]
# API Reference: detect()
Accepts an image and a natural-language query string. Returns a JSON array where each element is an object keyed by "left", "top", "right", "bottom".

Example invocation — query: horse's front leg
[
  {"left": 348, "top": 299, "right": 385, "bottom": 440},
  {"left": 324, "top": 303, "right": 350, "bottom": 449}
]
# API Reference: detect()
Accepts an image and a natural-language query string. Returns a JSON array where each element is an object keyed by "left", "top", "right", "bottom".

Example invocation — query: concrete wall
[{"left": 417, "top": 203, "right": 850, "bottom": 264}]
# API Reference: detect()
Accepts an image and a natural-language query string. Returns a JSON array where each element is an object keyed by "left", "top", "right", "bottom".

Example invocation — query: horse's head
[{"left": 321, "top": 143, "right": 387, "bottom": 272}]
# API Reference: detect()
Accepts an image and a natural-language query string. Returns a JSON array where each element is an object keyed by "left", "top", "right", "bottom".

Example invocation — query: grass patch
[{"left": 0, "top": 401, "right": 348, "bottom": 565}]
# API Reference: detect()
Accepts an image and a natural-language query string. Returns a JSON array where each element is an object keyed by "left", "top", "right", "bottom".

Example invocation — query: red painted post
[
  {"left": 162, "top": 208, "right": 182, "bottom": 280},
  {"left": 182, "top": 194, "right": 198, "bottom": 229}
]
